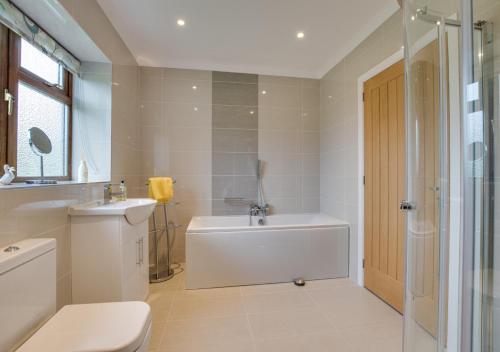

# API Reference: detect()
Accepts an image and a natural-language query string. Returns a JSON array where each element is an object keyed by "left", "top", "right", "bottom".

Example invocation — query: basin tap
[{"left": 104, "top": 183, "right": 126, "bottom": 204}]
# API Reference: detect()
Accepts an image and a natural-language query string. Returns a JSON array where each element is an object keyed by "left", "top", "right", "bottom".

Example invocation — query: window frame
[{"left": 3, "top": 29, "right": 73, "bottom": 181}]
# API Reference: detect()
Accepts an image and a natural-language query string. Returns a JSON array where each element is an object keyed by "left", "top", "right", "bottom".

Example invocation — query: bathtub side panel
[
  {"left": 306, "top": 226, "right": 349, "bottom": 279},
  {"left": 186, "top": 229, "right": 307, "bottom": 289},
  {"left": 186, "top": 225, "right": 349, "bottom": 289}
]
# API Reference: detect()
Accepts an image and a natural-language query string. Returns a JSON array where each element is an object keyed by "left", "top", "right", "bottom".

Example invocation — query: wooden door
[{"left": 364, "top": 60, "right": 405, "bottom": 313}]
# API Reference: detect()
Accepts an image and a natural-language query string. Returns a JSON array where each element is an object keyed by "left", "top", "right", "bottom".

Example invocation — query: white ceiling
[{"left": 97, "top": 0, "right": 399, "bottom": 78}]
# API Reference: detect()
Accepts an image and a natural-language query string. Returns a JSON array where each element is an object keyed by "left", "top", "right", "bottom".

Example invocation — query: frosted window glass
[
  {"left": 20, "top": 39, "right": 62, "bottom": 86},
  {"left": 17, "top": 82, "right": 68, "bottom": 177}
]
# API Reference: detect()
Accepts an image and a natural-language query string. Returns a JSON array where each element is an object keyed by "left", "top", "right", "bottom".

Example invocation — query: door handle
[{"left": 400, "top": 200, "right": 416, "bottom": 212}]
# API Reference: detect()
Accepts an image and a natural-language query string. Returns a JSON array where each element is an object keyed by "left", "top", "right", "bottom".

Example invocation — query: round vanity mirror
[
  {"left": 29, "top": 127, "right": 52, "bottom": 155},
  {"left": 26, "top": 127, "right": 57, "bottom": 184}
]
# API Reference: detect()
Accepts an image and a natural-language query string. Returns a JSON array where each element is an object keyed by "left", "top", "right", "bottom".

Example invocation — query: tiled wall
[
  {"left": 0, "top": 184, "right": 104, "bottom": 309},
  {"left": 319, "top": 10, "right": 403, "bottom": 281},
  {"left": 111, "top": 64, "right": 144, "bottom": 197},
  {"left": 140, "top": 68, "right": 320, "bottom": 262},
  {"left": 259, "top": 76, "right": 320, "bottom": 213},
  {"left": 140, "top": 68, "right": 212, "bottom": 262},
  {"left": 212, "top": 72, "right": 259, "bottom": 215}
]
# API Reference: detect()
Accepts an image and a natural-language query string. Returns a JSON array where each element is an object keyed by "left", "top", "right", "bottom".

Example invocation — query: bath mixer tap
[{"left": 249, "top": 203, "right": 269, "bottom": 226}]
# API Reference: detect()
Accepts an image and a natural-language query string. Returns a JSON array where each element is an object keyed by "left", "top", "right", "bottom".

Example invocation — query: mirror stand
[{"left": 25, "top": 155, "right": 57, "bottom": 184}]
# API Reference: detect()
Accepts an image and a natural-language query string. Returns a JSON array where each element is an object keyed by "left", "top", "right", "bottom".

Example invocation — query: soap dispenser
[{"left": 119, "top": 180, "right": 127, "bottom": 201}]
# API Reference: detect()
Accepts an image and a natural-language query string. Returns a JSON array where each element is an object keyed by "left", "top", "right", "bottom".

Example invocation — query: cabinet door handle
[
  {"left": 136, "top": 240, "right": 141, "bottom": 265},
  {"left": 139, "top": 238, "right": 144, "bottom": 264}
]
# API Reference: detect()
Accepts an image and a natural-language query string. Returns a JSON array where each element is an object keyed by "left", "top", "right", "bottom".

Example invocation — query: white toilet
[{"left": 0, "top": 238, "right": 152, "bottom": 352}]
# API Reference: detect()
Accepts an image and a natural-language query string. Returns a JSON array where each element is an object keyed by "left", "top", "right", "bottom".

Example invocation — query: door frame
[{"left": 356, "top": 47, "right": 404, "bottom": 287}]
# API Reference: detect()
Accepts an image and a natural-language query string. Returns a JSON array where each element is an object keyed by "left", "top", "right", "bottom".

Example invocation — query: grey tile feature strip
[
  {"left": 212, "top": 129, "right": 258, "bottom": 153},
  {"left": 212, "top": 72, "right": 259, "bottom": 215},
  {"left": 212, "top": 82, "right": 258, "bottom": 106},
  {"left": 212, "top": 71, "right": 258, "bottom": 84},
  {"left": 213, "top": 105, "right": 258, "bottom": 129}
]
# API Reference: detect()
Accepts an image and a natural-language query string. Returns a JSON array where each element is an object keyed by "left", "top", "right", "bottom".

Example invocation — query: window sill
[{"left": 0, "top": 180, "right": 109, "bottom": 190}]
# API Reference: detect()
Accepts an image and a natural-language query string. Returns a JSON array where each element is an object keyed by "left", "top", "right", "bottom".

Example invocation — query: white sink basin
[{"left": 69, "top": 198, "right": 157, "bottom": 225}]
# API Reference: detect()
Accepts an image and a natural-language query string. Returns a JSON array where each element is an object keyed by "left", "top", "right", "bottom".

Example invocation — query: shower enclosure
[{"left": 403, "top": 0, "right": 500, "bottom": 351}]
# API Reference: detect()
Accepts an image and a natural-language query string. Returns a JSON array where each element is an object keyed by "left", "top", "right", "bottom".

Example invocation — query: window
[{"left": 0, "top": 26, "right": 72, "bottom": 180}]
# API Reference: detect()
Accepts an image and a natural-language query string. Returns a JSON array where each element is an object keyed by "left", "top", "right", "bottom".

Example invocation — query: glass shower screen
[{"left": 404, "top": 0, "right": 500, "bottom": 351}]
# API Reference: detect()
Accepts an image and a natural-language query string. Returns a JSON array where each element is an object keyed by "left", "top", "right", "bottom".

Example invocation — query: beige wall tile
[
  {"left": 259, "top": 84, "right": 301, "bottom": 108},
  {"left": 259, "top": 75, "right": 301, "bottom": 87},
  {"left": 164, "top": 79, "right": 211, "bottom": 104},
  {"left": 165, "top": 103, "right": 211, "bottom": 129},
  {"left": 163, "top": 68, "right": 211, "bottom": 81}
]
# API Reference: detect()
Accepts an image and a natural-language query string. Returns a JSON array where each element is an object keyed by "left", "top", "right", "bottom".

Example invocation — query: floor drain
[{"left": 294, "top": 277, "right": 306, "bottom": 287}]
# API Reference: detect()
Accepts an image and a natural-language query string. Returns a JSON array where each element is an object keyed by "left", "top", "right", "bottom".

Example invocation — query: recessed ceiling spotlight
[
  {"left": 177, "top": 19, "right": 186, "bottom": 27},
  {"left": 261, "top": 90, "right": 267, "bottom": 95},
  {"left": 249, "top": 110, "right": 255, "bottom": 115},
  {"left": 192, "top": 85, "right": 197, "bottom": 90},
  {"left": 297, "top": 31, "right": 305, "bottom": 39},
  {"left": 194, "top": 106, "right": 198, "bottom": 111}
]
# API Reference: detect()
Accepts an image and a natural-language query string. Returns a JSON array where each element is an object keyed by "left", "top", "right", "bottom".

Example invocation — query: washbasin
[{"left": 69, "top": 198, "right": 157, "bottom": 225}]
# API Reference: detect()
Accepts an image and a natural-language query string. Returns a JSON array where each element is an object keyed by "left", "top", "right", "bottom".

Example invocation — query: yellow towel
[{"left": 148, "top": 177, "right": 174, "bottom": 204}]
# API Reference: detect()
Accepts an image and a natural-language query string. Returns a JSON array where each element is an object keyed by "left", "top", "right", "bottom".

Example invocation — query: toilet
[{"left": 0, "top": 238, "right": 152, "bottom": 352}]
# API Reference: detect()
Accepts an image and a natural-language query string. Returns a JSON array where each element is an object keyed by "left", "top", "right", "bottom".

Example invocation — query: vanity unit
[{"left": 69, "top": 199, "right": 156, "bottom": 303}]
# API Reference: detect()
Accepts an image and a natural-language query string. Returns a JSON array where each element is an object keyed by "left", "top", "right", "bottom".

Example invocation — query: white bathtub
[{"left": 186, "top": 213, "right": 349, "bottom": 289}]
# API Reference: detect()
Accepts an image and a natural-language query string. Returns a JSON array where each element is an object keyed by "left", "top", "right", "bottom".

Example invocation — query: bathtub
[{"left": 186, "top": 213, "right": 349, "bottom": 289}]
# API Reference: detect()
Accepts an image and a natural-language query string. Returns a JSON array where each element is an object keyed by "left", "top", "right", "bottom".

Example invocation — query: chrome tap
[
  {"left": 103, "top": 183, "right": 125, "bottom": 204},
  {"left": 249, "top": 203, "right": 269, "bottom": 226}
]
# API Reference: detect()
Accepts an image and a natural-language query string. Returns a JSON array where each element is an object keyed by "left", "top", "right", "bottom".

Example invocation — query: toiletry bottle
[
  {"left": 78, "top": 158, "right": 88, "bottom": 183},
  {"left": 119, "top": 180, "right": 127, "bottom": 201}
]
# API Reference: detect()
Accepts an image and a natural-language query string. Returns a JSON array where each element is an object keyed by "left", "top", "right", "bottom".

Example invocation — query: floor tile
[
  {"left": 160, "top": 316, "right": 253, "bottom": 347},
  {"left": 243, "top": 290, "right": 314, "bottom": 314},
  {"left": 240, "top": 282, "right": 297, "bottom": 295},
  {"left": 147, "top": 269, "right": 403, "bottom": 352},
  {"left": 255, "top": 331, "right": 353, "bottom": 352},
  {"left": 156, "top": 340, "right": 255, "bottom": 352},
  {"left": 175, "top": 286, "right": 241, "bottom": 299},
  {"left": 248, "top": 308, "right": 332, "bottom": 341},
  {"left": 169, "top": 294, "right": 245, "bottom": 320},
  {"left": 304, "top": 277, "right": 355, "bottom": 290}
]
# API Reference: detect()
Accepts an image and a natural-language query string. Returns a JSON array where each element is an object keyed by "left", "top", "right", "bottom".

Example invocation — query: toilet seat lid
[{"left": 17, "top": 301, "right": 151, "bottom": 352}]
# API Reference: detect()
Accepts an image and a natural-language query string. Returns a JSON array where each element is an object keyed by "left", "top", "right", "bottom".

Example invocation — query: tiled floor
[{"left": 147, "top": 268, "right": 403, "bottom": 352}]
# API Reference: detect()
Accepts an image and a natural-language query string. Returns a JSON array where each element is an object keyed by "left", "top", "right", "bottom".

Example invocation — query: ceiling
[{"left": 97, "top": 0, "right": 399, "bottom": 78}]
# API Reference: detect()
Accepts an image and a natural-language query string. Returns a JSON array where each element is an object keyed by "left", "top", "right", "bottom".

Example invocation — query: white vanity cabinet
[{"left": 69, "top": 199, "right": 156, "bottom": 304}]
